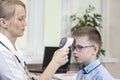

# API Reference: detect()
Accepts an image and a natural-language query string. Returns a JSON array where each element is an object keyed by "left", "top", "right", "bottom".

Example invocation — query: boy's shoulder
[{"left": 94, "top": 65, "right": 114, "bottom": 80}]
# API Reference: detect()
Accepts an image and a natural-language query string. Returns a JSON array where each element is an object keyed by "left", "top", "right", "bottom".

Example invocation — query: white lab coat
[{"left": 0, "top": 33, "right": 30, "bottom": 80}]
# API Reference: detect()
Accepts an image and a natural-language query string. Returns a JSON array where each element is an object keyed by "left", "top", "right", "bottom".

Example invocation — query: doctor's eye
[{"left": 17, "top": 16, "right": 25, "bottom": 21}]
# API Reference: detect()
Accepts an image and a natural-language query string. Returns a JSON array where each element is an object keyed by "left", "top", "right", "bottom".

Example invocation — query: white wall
[
  {"left": 16, "top": 0, "right": 28, "bottom": 48},
  {"left": 43, "top": 0, "right": 62, "bottom": 46},
  {"left": 17, "top": 0, "right": 44, "bottom": 63},
  {"left": 71, "top": 0, "right": 101, "bottom": 15},
  {"left": 44, "top": 0, "right": 101, "bottom": 46}
]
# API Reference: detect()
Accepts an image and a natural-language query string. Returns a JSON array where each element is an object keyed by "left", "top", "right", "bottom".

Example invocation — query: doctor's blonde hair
[{"left": 0, "top": 0, "right": 25, "bottom": 20}]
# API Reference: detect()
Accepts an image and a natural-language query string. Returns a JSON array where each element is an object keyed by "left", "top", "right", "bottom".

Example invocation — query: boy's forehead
[
  {"left": 74, "top": 36, "right": 90, "bottom": 45},
  {"left": 74, "top": 36, "right": 89, "bottom": 41}
]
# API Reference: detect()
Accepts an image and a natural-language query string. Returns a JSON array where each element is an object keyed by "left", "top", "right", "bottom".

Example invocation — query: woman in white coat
[{"left": 0, "top": 0, "right": 69, "bottom": 80}]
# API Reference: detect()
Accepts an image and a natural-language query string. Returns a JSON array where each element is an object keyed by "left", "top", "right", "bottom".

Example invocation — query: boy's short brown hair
[{"left": 72, "top": 27, "right": 102, "bottom": 50}]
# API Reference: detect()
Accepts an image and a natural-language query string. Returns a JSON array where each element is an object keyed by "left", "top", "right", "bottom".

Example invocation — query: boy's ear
[{"left": 93, "top": 44, "right": 99, "bottom": 55}]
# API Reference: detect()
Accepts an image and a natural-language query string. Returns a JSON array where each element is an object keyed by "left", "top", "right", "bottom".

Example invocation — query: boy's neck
[{"left": 83, "top": 57, "right": 97, "bottom": 67}]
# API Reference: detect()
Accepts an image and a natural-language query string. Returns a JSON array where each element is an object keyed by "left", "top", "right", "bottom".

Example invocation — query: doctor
[{"left": 0, "top": 0, "right": 69, "bottom": 80}]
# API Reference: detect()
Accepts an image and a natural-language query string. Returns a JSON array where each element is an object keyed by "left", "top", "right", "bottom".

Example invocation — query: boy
[{"left": 72, "top": 27, "right": 114, "bottom": 80}]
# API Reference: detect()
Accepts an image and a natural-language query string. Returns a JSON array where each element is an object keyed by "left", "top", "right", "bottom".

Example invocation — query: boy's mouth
[{"left": 74, "top": 56, "right": 79, "bottom": 60}]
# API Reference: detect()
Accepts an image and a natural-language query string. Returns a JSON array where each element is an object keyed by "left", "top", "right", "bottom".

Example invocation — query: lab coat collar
[{"left": 0, "top": 33, "right": 16, "bottom": 53}]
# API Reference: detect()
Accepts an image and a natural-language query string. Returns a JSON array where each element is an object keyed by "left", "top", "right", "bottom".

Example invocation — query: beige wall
[{"left": 102, "top": 0, "right": 120, "bottom": 79}]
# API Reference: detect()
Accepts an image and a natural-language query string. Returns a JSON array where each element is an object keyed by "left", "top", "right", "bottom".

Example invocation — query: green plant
[{"left": 70, "top": 5, "right": 105, "bottom": 57}]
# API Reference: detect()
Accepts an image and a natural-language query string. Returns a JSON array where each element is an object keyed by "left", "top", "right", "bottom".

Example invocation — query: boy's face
[{"left": 72, "top": 36, "right": 98, "bottom": 66}]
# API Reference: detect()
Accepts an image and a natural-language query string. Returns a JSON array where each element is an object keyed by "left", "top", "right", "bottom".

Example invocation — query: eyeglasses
[{"left": 72, "top": 45, "right": 94, "bottom": 52}]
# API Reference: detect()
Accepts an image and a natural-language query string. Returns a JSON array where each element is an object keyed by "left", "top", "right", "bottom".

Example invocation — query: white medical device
[{"left": 59, "top": 37, "right": 74, "bottom": 49}]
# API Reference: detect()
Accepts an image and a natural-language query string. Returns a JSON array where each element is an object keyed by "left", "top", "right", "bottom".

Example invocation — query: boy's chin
[{"left": 76, "top": 60, "right": 83, "bottom": 64}]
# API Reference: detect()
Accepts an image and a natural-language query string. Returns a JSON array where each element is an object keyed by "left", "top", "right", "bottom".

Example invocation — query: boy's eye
[
  {"left": 72, "top": 45, "right": 83, "bottom": 51},
  {"left": 77, "top": 45, "right": 84, "bottom": 49}
]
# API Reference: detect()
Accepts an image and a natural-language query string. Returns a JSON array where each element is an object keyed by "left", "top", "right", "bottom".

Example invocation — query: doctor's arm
[{"left": 38, "top": 48, "right": 69, "bottom": 80}]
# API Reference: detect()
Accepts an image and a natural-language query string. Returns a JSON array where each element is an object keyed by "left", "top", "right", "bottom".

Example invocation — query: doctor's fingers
[
  {"left": 62, "top": 55, "right": 69, "bottom": 63},
  {"left": 54, "top": 48, "right": 69, "bottom": 57},
  {"left": 56, "top": 55, "right": 69, "bottom": 66},
  {"left": 52, "top": 49, "right": 69, "bottom": 63}
]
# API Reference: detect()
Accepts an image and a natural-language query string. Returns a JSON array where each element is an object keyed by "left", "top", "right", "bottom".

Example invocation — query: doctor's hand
[
  {"left": 38, "top": 48, "right": 69, "bottom": 80},
  {"left": 51, "top": 48, "right": 69, "bottom": 67}
]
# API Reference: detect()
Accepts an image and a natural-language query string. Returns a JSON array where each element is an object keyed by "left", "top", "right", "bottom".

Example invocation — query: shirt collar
[
  {"left": 82, "top": 59, "right": 101, "bottom": 74},
  {"left": 0, "top": 33, "right": 16, "bottom": 52}
]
